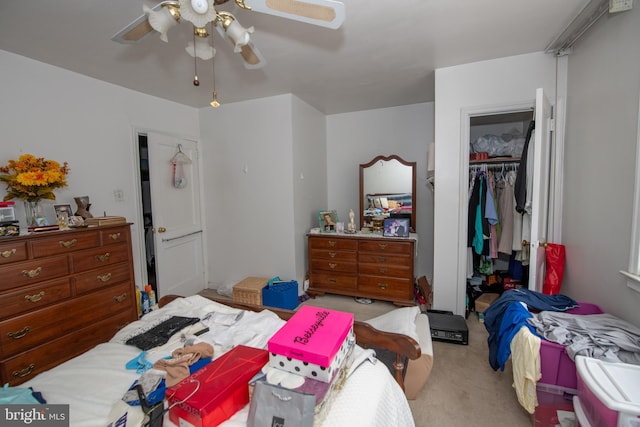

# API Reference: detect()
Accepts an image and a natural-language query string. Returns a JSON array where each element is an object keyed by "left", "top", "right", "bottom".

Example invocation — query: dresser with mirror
[{"left": 307, "top": 155, "right": 417, "bottom": 306}]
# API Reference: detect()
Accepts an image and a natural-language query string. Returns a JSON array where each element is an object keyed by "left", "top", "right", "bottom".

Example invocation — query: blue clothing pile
[{"left": 484, "top": 289, "right": 577, "bottom": 371}]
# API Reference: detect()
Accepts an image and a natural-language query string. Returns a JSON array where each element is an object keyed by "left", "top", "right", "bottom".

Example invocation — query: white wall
[
  {"left": 0, "top": 50, "right": 199, "bottom": 291},
  {"left": 326, "top": 103, "right": 435, "bottom": 281},
  {"left": 561, "top": 7, "right": 640, "bottom": 326},
  {"left": 199, "top": 94, "right": 327, "bottom": 290},
  {"left": 433, "top": 52, "right": 564, "bottom": 315}
]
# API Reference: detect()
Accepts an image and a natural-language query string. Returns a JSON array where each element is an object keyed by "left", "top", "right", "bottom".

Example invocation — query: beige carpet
[
  {"left": 301, "top": 294, "right": 533, "bottom": 427},
  {"left": 201, "top": 290, "right": 534, "bottom": 426}
]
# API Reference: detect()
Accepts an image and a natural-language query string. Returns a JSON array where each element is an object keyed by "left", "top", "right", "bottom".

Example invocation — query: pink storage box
[
  {"left": 268, "top": 327, "right": 355, "bottom": 383},
  {"left": 574, "top": 356, "right": 640, "bottom": 427},
  {"left": 539, "top": 302, "right": 603, "bottom": 389},
  {"left": 268, "top": 305, "right": 354, "bottom": 366}
]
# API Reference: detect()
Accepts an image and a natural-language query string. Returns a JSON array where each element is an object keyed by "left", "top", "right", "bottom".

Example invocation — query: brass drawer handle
[
  {"left": 113, "top": 293, "right": 127, "bottom": 303},
  {"left": 379, "top": 268, "right": 388, "bottom": 274},
  {"left": 377, "top": 256, "right": 387, "bottom": 262},
  {"left": 12, "top": 363, "right": 35, "bottom": 378},
  {"left": 378, "top": 244, "right": 387, "bottom": 250},
  {"left": 24, "top": 291, "right": 45, "bottom": 302},
  {"left": 59, "top": 239, "right": 77, "bottom": 248},
  {"left": 97, "top": 273, "right": 112, "bottom": 282},
  {"left": 328, "top": 241, "right": 336, "bottom": 247},
  {"left": 22, "top": 267, "right": 42, "bottom": 278},
  {"left": 377, "top": 283, "right": 388, "bottom": 290},
  {"left": 8, "top": 326, "right": 30, "bottom": 339},
  {"left": 328, "top": 278, "right": 337, "bottom": 283},
  {"left": 328, "top": 252, "right": 337, "bottom": 258},
  {"left": 1, "top": 248, "right": 17, "bottom": 258},
  {"left": 328, "top": 263, "right": 337, "bottom": 269},
  {"left": 109, "top": 233, "right": 121, "bottom": 240},
  {"left": 96, "top": 252, "right": 111, "bottom": 262}
]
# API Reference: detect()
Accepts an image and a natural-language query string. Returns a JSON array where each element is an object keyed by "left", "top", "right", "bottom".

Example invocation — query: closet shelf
[{"left": 469, "top": 156, "right": 520, "bottom": 165}]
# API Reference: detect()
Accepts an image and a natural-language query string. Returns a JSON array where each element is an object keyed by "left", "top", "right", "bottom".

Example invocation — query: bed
[{"left": 21, "top": 294, "right": 423, "bottom": 427}]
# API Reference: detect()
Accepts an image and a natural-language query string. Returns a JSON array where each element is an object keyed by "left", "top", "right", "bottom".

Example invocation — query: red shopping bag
[{"left": 543, "top": 243, "right": 565, "bottom": 295}]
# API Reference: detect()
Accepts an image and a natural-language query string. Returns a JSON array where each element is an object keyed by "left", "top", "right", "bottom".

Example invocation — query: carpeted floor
[{"left": 200, "top": 289, "right": 534, "bottom": 426}]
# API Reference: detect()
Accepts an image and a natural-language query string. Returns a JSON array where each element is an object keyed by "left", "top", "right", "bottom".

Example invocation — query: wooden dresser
[
  {"left": 307, "top": 233, "right": 416, "bottom": 306},
  {"left": 0, "top": 224, "right": 138, "bottom": 385}
]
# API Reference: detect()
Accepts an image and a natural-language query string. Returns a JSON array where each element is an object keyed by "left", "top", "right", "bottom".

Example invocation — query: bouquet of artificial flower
[{"left": 0, "top": 154, "right": 70, "bottom": 202}]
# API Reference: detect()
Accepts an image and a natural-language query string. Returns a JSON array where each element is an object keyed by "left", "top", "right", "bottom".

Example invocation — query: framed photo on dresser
[
  {"left": 318, "top": 210, "right": 338, "bottom": 233},
  {"left": 383, "top": 218, "right": 409, "bottom": 237}
]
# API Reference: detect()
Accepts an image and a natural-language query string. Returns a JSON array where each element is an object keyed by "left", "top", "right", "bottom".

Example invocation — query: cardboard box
[
  {"left": 267, "top": 305, "right": 354, "bottom": 382},
  {"left": 167, "top": 345, "right": 268, "bottom": 427},
  {"left": 474, "top": 293, "right": 500, "bottom": 313}
]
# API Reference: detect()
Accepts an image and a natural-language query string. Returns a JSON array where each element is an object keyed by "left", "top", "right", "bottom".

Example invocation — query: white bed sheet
[{"left": 23, "top": 295, "right": 414, "bottom": 427}]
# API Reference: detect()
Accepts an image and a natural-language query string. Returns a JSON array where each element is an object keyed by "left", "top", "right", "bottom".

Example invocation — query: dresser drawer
[
  {"left": 74, "top": 262, "right": 132, "bottom": 294},
  {"left": 310, "top": 272, "right": 357, "bottom": 291},
  {"left": 72, "top": 243, "right": 130, "bottom": 272},
  {"left": 359, "top": 240, "right": 412, "bottom": 255},
  {"left": 0, "top": 255, "right": 69, "bottom": 292},
  {"left": 358, "top": 263, "right": 411, "bottom": 278},
  {"left": 309, "top": 236, "right": 358, "bottom": 250},
  {"left": 310, "top": 248, "right": 357, "bottom": 262},
  {"left": 358, "top": 275, "right": 413, "bottom": 300},
  {"left": 101, "top": 226, "right": 130, "bottom": 246},
  {"left": 30, "top": 230, "right": 100, "bottom": 258},
  {"left": 310, "top": 259, "right": 357, "bottom": 274},
  {"left": 0, "top": 281, "right": 134, "bottom": 358},
  {"left": 0, "top": 278, "right": 71, "bottom": 320},
  {"left": 0, "top": 241, "right": 27, "bottom": 265},
  {"left": 0, "top": 310, "right": 133, "bottom": 386},
  {"left": 358, "top": 253, "right": 411, "bottom": 266}
]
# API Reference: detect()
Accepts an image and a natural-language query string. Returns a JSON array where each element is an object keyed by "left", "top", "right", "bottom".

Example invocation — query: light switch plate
[{"left": 609, "top": 0, "right": 633, "bottom": 13}]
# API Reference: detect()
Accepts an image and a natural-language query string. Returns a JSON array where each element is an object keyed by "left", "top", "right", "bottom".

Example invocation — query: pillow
[
  {"left": 373, "top": 197, "right": 382, "bottom": 208},
  {"left": 380, "top": 197, "right": 389, "bottom": 209},
  {"left": 364, "top": 306, "right": 420, "bottom": 343},
  {"left": 388, "top": 200, "right": 399, "bottom": 209}
]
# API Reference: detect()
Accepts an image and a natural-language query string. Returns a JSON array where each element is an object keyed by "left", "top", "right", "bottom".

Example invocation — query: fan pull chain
[{"left": 192, "top": 28, "right": 199, "bottom": 86}]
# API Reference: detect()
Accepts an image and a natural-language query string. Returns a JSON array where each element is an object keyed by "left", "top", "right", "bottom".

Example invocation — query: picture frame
[
  {"left": 318, "top": 210, "right": 338, "bottom": 233},
  {"left": 54, "top": 204, "right": 73, "bottom": 220},
  {"left": 383, "top": 218, "right": 409, "bottom": 237}
]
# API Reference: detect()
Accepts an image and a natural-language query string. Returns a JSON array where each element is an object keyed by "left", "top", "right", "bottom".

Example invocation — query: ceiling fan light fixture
[
  {"left": 217, "top": 12, "right": 253, "bottom": 52},
  {"left": 179, "top": 0, "right": 217, "bottom": 28},
  {"left": 186, "top": 38, "right": 215, "bottom": 60},
  {"left": 145, "top": 3, "right": 180, "bottom": 42}
]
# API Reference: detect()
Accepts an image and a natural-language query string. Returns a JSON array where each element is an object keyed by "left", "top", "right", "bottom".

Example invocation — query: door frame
[
  {"left": 458, "top": 100, "right": 537, "bottom": 315},
  {"left": 130, "top": 127, "right": 209, "bottom": 292}
]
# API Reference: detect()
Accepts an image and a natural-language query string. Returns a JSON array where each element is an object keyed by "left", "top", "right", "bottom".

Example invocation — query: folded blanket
[{"left": 527, "top": 311, "right": 640, "bottom": 365}]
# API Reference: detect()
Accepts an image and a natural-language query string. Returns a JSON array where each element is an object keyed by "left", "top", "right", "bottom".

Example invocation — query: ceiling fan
[{"left": 112, "top": 0, "right": 346, "bottom": 69}]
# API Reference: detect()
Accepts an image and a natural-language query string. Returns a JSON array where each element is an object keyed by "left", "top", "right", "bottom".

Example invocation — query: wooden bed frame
[{"left": 158, "top": 295, "right": 421, "bottom": 391}]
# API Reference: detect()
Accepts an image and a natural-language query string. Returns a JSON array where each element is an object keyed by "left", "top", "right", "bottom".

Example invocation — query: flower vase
[{"left": 24, "top": 200, "right": 44, "bottom": 227}]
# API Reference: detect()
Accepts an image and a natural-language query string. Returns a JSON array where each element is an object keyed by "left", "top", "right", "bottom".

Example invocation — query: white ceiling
[{"left": 0, "top": 0, "right": 589, "bottom": 114}]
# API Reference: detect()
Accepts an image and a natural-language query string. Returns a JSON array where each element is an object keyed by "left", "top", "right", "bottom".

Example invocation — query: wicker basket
[{"left": 232, "top": 277, "right": 269, "bottom": 305}]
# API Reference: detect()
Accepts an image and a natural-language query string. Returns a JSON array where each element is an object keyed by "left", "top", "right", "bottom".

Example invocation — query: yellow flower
[{"left": 0, "top": 154, "right": 70, "bottom": 202}]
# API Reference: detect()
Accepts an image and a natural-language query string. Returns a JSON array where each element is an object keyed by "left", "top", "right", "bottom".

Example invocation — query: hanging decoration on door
[{"left": 170, "top": 144, "right": 192, "bottom": 189}]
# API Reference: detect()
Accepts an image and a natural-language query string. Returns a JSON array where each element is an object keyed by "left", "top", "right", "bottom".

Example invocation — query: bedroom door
[
  {"left": 527, "top": 88, "right": 553, "bottom": 292},
  {"left": 146, "top": 132, "right": 205, "bottom": 297}
]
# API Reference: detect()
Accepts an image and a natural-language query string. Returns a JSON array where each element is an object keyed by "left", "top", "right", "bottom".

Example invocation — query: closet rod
[{"left": 469, "top": 162, "right": 519, "bottom": 172}]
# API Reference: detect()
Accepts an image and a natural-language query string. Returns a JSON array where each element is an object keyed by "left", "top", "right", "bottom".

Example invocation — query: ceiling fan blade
[
  {"left": 241, "top": 0, "right": 345, "bottom": 29},
  {"left": 111, "top": 14, "right": 154, "bottom": 44},
  {"left": 112, "top": 1, "right": 180, "bottom": 44}
]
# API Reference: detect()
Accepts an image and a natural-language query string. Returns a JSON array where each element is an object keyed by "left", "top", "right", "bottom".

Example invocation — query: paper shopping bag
[{"left": 247, "top": 381, "right": 315, "bottom": 427}]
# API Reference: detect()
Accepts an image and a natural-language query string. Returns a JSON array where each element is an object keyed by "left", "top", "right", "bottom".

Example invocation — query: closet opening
[
  {"left": 466, "top": 109, "right": 534, "bottom": 316},
  {"left": 138, "top": 134, "right": 158, "bottom": 295}
]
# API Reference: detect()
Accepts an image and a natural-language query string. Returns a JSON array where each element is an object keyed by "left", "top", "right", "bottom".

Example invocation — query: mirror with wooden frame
[{"left": 359, "top": 155, "right": 416, "bottom": 233}]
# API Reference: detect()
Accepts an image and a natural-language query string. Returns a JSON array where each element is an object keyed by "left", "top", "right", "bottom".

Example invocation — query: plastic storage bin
[
  {"left": 534, "top": 383, "right": 577, "bottom": 427},
  {"left": 262, "top": 280, "right": 299, "bottom": 310},
  {"left": 539, "top": 302, "right": 603, "bottom": 389},
  {"left": 574, "top": 356, "right": 640, "bottom": 427}
]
